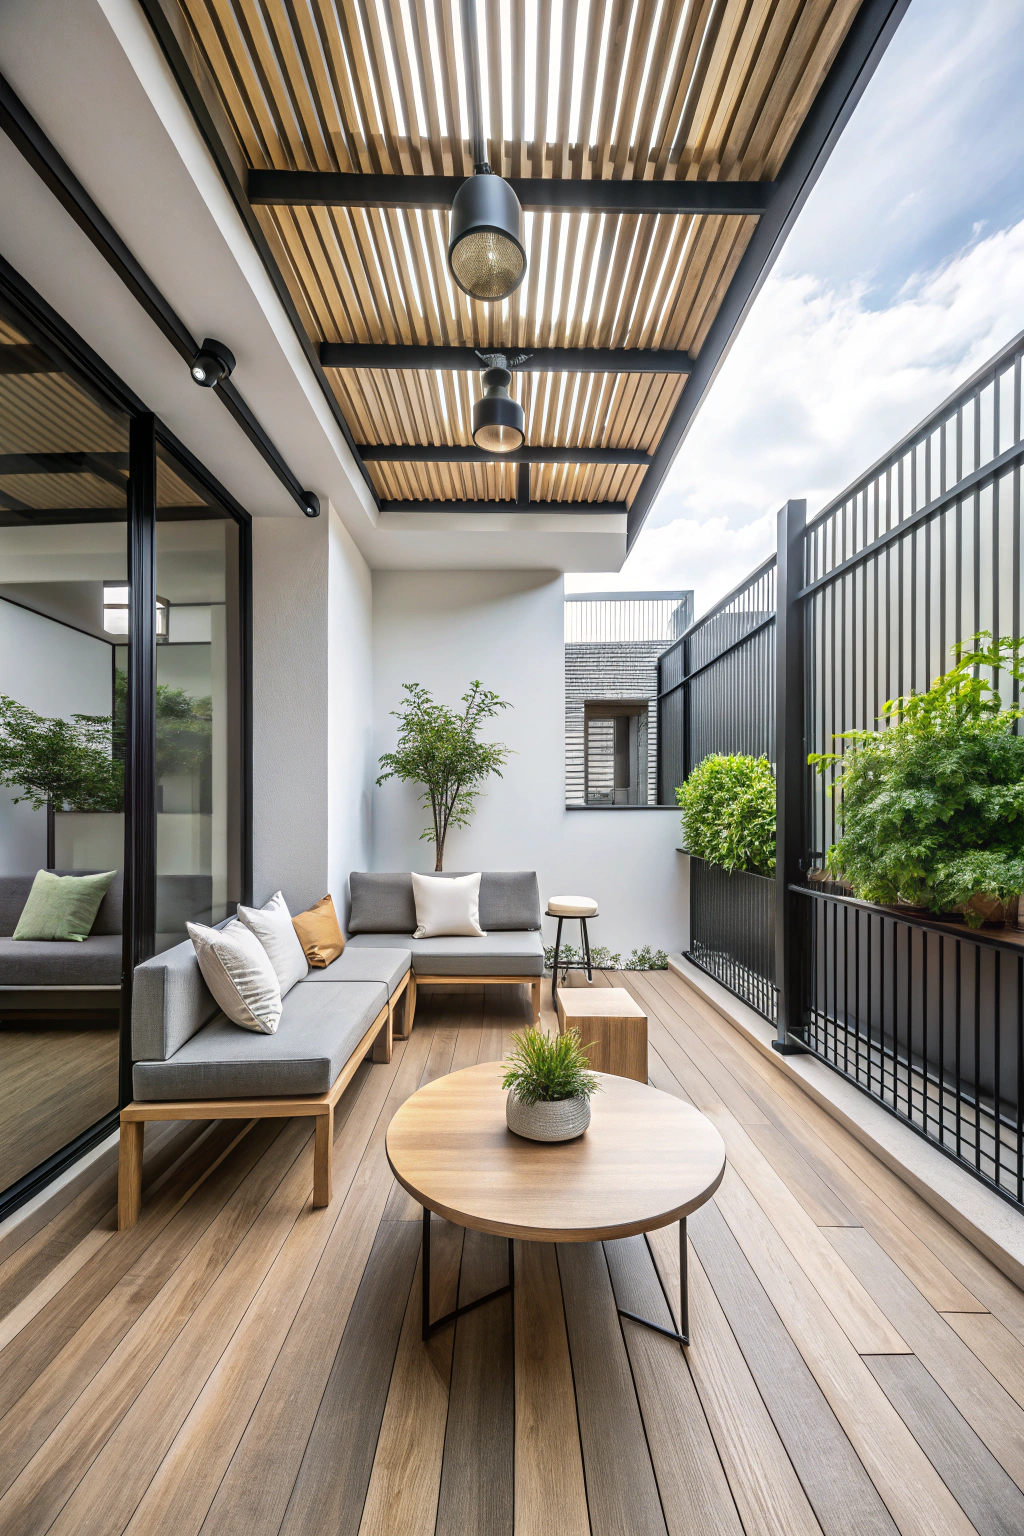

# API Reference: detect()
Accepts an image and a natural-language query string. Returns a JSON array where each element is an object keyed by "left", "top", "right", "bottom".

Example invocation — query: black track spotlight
[
  {"left": 301, "top": 493, "right": 321, "bottom": 518},
  {"left": 190, "top": 338, "right": 235, "bottom": 388},
  {"left": 472, "top": 355, "right": 524, "bottom": 453},
  {"left": 448, "top": 172, "right": 526, "bottom": 302}
]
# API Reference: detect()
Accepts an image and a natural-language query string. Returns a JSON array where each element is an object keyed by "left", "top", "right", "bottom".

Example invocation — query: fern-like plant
[{"left": 501, "top": 1027, "right": 600, "bottom": 1105}]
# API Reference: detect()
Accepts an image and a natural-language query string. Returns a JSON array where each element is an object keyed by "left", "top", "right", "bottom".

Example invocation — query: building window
[{"left": 585, "top": 702, "right": 648, "bottom": 804}]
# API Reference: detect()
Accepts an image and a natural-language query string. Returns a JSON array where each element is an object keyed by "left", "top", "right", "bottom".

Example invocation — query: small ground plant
[
  {"left": 543, "top": 943, "right": 669, "bottom": 980},
  {"left": 675, "top": 753, "right": 776, "bottom": 876},
  {"left": 502, "top": 1026, "right": 600, "bottom": 1104}
]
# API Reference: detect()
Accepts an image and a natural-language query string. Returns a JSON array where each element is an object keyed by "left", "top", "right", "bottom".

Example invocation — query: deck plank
[
  {"left": 558, "top": 1240, "right": 668, "bottom": 1536},
  {"left": 435, "top": 1229, "right": 515, "bottom": 1536},
  {"left": 0, "top": 973, "right": 1021, "bottom": 1535}
]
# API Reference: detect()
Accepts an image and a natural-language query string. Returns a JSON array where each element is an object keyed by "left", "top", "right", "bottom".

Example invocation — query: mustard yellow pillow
[{"left": 292, "top": 895, "right": 345, "bottom": 968}]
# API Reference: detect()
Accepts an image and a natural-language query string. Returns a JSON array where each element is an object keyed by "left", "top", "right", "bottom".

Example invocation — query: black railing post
[{"left": 774, "top": 498, "right": 809, "bottom": 1053}]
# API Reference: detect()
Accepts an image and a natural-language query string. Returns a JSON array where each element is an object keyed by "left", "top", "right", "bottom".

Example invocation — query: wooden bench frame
[
  {"left": 409, "top": 975, "right": 541, "bottom": 1026},
  {"left": 118, "top": 989, "right": 398, "bottom": 1230}
]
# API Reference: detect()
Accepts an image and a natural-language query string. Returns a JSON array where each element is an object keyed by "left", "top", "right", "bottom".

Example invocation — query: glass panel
[
  {"left": 0, "top": 306, "right": 127, "bottom": 1195},
  {"left": 154, "top": 447, "right": 243, "bottom": 950}
]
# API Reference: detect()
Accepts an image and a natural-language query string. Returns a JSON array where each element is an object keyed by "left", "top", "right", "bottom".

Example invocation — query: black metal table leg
[
  {"left": 581, "top": 916, "right": 593, "bottom": 983},
  {"left": 551, "top": 914, "right": 564, "bottom": 1004},
  {"left": 421, "top": 1207, "right": 514, "bottom": 1341},
  {"left": 616, "top": 1216, "right": 690, "bottom": 1346}
]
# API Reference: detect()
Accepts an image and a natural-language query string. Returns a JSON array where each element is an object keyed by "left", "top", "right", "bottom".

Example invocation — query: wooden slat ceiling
[{"left": 172, "top": 0, "right": 862, "bottom": 507}]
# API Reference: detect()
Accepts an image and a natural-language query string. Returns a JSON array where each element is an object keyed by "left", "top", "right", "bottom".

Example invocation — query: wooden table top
[
  {"left": 556, "top": 986, "right": 646, "bottom": 1019},
  {"left": 385, "top": 1061, "right": 726, "bottom": 1243}
]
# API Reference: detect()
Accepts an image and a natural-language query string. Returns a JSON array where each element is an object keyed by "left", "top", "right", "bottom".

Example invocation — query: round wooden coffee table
[{"left": 386, "top": 1060, "right": 726, "bottom": 1346}]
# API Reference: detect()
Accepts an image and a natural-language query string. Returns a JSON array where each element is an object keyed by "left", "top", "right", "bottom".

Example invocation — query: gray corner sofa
[
  {"left": 345, "top": 870, "right": 545, "bottom": 1027},
  {"left": 0, "top": 872, "right": 123, "bottom": 1019},
  {"left": 119, "top": 914, "right": 414, "bottom": 1228},
  {"left": 119, "top": 870, "right": 543, "bottom": 1230}
]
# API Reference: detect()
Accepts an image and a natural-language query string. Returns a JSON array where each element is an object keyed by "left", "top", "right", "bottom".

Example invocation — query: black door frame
[{"left": 0, "top": 260, "right": 253, "bottom": 1223}]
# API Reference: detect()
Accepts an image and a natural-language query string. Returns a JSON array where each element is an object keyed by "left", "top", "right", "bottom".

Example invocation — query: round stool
[{"left": 547, "top": 896, "right": 599, "bottom": 1003}]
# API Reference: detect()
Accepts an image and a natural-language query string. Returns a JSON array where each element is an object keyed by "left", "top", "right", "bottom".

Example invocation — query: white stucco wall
[
  {"left": 252, "top": 504, "right": 372, "bottom": 919},
  {"left": 0, "top": 598, "right": 112, "bottom": 874},
  {"left": 370, "top": 571, "right": 687, "bottom": 957}
]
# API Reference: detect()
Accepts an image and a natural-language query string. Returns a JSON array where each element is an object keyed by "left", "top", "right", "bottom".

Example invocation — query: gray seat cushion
[
  {"left": 0, "top": 933, "right": 123, "bottom": 986},
  {"left": 346, "top": 930, "right": 543, "bottom": 977},
  {"left": 302, "top": 947, "right": 411, "bottom": 996},
  {"left": 133, "top": 980, "right": 388, "bottom": 1101},
  {"left": 348, "top": 872, "right": 541, "bottom": 934}
]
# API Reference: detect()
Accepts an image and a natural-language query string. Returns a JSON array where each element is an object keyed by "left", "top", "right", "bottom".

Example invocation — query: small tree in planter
[
  {"left": 376, "top": 681, "right": 512, "bottom": 871},
  {"left": 675, "top": 753, "right": 776, "bottom": 875},
  {"left": 810, "top": 634, "right": 1024, "bottom": 926}
]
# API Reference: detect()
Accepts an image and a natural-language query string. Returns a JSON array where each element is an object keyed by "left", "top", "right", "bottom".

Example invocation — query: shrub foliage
[
  {"left": 675, "top": 753, "right": 776, "bottom": 876},
  {"left": 810, "top": 633, "right": 1024, "bottom": 923}
]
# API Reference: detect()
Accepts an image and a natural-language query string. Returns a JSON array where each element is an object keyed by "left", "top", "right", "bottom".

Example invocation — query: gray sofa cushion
[
  {"left": 0, "top": 933, "right": 123, "bottom": 987},
  {"left": 302, "top": 946, "right": 410, "bottom": 996},
  {"left": 133, "top": 980, "right": 388, "bottom": 1100},
  {"left": 346, "top": 930, "right": 544, "bottom": 977},
  {"left": 0, "top": 871, "right": 122, "bottom": 939},
  {"left": 348, "top": 872, "right": 541, "bottom": 934},
  {"left": 132, "top": 936, "right": 221, "bottom": 1063}
]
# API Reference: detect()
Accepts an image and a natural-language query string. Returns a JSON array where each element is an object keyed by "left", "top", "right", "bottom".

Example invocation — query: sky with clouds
[{"left": 567, "top": 0, "right": 1024, "bottom": 615}]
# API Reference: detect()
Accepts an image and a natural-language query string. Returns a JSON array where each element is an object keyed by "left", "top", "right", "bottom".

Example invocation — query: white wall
[
  {"left": 0, "top": 598, "right": 112, "bottom": 874},
  {"left": 252, "top": 505, "right": 372, "bottom": 919},
  {"left": 370, "top": 571, "right": 687, "bottom": 956}
]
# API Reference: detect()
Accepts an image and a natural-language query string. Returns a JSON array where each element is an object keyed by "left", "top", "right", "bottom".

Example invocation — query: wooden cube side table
[{"left": 556, "top": 987, "right": 648, "bottom": 1083}]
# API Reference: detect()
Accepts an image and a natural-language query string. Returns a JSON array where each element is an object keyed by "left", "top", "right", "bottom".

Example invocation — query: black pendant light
[
  {"left": 472, "top": 355, "right": 524, "bottom": 453},
  {"left": 447, "top": 0, "right": 527, "bottom": 303}
]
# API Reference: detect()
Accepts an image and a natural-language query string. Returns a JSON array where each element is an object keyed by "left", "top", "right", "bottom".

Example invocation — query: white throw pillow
[
  {"left": 188, "top": 919, "right": 282, "bottom": 1034},
  {"left": 411, "top": 872, "right": 486, "bottom": 938},
  {"left": 237, "top": 890, "right": 309, "bottom": 996}
]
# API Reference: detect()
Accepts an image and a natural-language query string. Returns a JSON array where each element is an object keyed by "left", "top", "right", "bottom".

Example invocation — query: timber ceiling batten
[{"left": 164, "top": 0, "right": 899, "bottom": 519}]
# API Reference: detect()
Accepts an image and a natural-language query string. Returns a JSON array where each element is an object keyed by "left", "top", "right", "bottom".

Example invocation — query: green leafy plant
[
  {"left": 0, "top": 696, "right": 123, "bottom": 811},
  {"left": 543, "top": 943, "right": 668, "bottom": 982},
  {"left": 501, "top": 1026, "right": 601, "bottom": 1105},
  {"left": 810, "top": 633, "right": 1024, "bottom": 925},
  {"left": 675, "top": 753, "right": 776, "bottom": 875},
  {"left": 376, "top": 680, "right": 513, "bottom": 870}
]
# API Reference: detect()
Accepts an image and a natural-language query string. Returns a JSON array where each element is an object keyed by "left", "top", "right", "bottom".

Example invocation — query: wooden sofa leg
[
  {"left": 373, "top": 1008, "right": 393, "bottom": 1064},
  {"left": 531, "top": 978, "right": 541, "bottom": 1023},
  {"left": 118, "top": 1119, "right": 145, "bottom": 1230},
  {"left": 313, "top": 1107, "right": 334, "bottom": 1208},
  {"left": 401, "top": 973, "right": 417, "bottom": 1036}
]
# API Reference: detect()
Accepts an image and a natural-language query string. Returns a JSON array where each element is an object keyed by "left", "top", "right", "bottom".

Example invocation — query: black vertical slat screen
[{"left": 675, "top": 329, "right": 1024, "bottom": 1207}]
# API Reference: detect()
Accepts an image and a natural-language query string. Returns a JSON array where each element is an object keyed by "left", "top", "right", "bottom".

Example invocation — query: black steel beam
[
  {"left": 321, "top": 343, "right": 692, "bottom": 374},
  {"left": 379, "top": 499, "right": 626, "bottom": 514},
  {"left": 0, "top": 71, "right": 320, "bottom": 518},
  {"left": 249, "top": 170, "right": 771, "bottom": 216},
  {"left": 623, "top": 0, "right": 911, "bottom": 549},
  {"left": 362, "top": 444, "right": 648, "bottom": 465},
  {"left": 0, "top": 451, "right": 130, "bottom": 494},
  {"left": 0, "top": 343, "right": 58, "bottom": 374}
]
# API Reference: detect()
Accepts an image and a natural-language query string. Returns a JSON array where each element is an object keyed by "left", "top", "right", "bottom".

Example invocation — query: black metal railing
[
  {"left": 656, "top": 557, "right": 776, "bottom": 802},
  {"left": 798, "top": 886, "right": 1024, "bottom": 1204},
  {"left": 685, "top": 857, "right": 777, "bottom": 1022},
  {"left": 669, "top": 329, "right": 1024, "bottom": 1208}
]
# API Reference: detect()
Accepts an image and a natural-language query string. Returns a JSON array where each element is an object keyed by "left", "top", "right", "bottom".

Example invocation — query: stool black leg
[
  {"left": 551, "top": 915, "right": 564, "bottom": 1004},
  {"left": 581, "top": 916, "right": 593, "bottom": 982}
]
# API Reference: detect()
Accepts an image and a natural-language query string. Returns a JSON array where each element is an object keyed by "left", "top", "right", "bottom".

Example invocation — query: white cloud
[{"left": 569, "top": 217, "right": 1024, "bottom": 612}]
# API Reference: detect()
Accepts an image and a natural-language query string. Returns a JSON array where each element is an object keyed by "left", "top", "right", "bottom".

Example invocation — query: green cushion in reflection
[{"left": 13, "top": 868, "right": 116, "bottom": 943}]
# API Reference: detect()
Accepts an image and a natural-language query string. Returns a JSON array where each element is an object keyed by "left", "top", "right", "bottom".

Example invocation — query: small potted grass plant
[{"left": 501, "top": 1026, "right": 600, "bottom": 1142}]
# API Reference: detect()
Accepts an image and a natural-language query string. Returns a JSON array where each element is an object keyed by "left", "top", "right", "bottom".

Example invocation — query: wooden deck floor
[{"left": 2, "top": 969, "right": 1024, "bottom": 1535}]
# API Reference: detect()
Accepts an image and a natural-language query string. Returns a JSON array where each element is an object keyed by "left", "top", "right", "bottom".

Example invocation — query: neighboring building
[{"left": 565, "top": 592, "right": 693, "bottom": 806}]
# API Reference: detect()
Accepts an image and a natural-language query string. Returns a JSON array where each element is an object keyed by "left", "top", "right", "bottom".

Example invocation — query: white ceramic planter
[{"left": 506, "top": 1091, "right": 591, "bottom": 1142}]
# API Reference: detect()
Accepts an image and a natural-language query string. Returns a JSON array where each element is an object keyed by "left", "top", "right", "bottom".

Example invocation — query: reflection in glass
[
  {"left": 0, "top": 307, "right": 126, "bottom": 1194},
  {"left": 154, "top": 449, "right": 243, "bottom": 950}
]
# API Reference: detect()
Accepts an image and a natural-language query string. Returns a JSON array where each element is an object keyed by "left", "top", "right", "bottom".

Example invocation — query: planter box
[{"left": 684, "top": 855, "right": 776, "bottom": 1022}]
